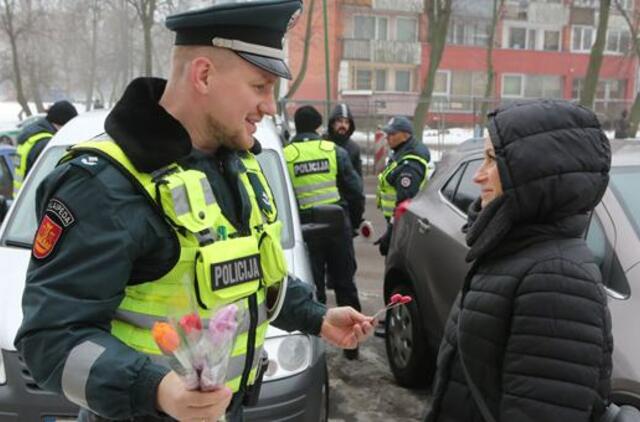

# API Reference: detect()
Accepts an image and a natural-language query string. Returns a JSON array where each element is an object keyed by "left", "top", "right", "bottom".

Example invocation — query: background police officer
[
  {"left": 13, "top": 100, "right": 77, "bottom": 195},
  {"left": 285, "top": 105, "right": 365, "bottom": 360},
  {"left": 375, "top": 115, "right": 430, "bottom": 256},
  {"left": 15, "top": 2, "right": 374, "bottom": 421}
]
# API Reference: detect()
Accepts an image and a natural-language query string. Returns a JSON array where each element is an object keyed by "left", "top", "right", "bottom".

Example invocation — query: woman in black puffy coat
[{"left": 425, "top": 99, "right": 613, "bottom": 422}]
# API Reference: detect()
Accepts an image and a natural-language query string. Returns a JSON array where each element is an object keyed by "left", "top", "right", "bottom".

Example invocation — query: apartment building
[{"left": 287, "top": 0, "right": 639, "bottom": 127}]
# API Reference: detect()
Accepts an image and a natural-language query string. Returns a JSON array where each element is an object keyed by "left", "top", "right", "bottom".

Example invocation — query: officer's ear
[{"left": 190, "top": 56, "right": 216, "bottom": 94}]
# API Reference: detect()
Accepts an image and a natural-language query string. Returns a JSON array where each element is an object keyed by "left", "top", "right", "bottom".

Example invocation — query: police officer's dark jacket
[
  {"left": 426, "top": 100, "right": 613, "bottom": 422},
  {"left": 384, "top": 135, "right": 430, "bottom": 205},
  {"left": 326, "top": 104, "right": 362, "bottom": 176},
  {"left": 15, "top": 77, "right": 326, "bottom": 420},
  {"left": 290, "top": 131, "right": 364, "bottom": 229}
]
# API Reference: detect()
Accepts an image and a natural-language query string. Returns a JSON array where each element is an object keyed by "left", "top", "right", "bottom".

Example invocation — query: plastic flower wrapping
[{"left": 151, "top": 303, "right": 246, "bottom": 392}]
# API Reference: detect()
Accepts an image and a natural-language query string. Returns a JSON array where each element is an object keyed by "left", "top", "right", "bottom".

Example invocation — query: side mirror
[{"left": 300, "top": 204, "right": 345, "bottom": 242}]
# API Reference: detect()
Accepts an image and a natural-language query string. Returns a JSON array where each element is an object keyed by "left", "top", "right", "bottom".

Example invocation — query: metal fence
[{"left": 279, "top": 96, "right": 636, "bottom": 175}]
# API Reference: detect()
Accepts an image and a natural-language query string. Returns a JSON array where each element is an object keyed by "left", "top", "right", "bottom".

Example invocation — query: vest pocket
[
  {"left": 195, "top": 236, "right": 261, "bottom": 309},
  {"left": 258, "top": 220, "right": 287, "bottom": 287}
]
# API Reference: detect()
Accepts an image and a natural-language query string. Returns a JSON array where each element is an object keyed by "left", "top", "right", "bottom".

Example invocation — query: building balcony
[
  {"left": 343, "top": 39, "right": 421, "bottom": 64},
  {"left": 372, "top": 0, "right": 423, "bottom": 13}
]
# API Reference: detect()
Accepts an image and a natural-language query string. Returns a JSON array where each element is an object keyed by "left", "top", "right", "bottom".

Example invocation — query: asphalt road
[{"left": 324, "top": 176, "right": 430, "bottom": 421}]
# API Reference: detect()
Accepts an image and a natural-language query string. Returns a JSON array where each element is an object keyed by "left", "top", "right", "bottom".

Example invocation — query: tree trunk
[
  {"left": 27, "top": 60, "right": 45, "bottom": 113},
  {"left": 479, "top": 0, "right": 504, "bottom": 127},
  {"left": 143, "top": 18, "right": 153, "bottom": 76},
  {"left": 285, "top": 0, "right": 315, "bottom": 99},
  {"left": 2, "top": 0, "right": 32, "bottom": 116},
  {"left": 84, "top": 1, "right": 100, "bottom": 111},
  {"left": 413, "top": 0, "right": 452, "bottom": 139},
  {"left": 615, "top": 0, "right": 639, "bottom": 136},
  {"left": 580, "top": 0, "right": 610, "bottom": 109}
]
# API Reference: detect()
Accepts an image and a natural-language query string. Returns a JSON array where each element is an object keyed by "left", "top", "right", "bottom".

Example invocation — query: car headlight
[
  {"left": 262, "top": 334, "right": 311, "bottom": 381},
  {"left": 0, "top": 351, "right": 6, "bottom": 385}
]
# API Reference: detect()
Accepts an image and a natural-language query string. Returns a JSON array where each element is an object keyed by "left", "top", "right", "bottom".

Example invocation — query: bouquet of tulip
[{"left": 151, "top": 303, "right": 246, "bottom": 392}]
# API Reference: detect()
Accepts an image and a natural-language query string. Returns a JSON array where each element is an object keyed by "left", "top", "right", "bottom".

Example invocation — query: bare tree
[
  {"left": 82, "top": 0, "right": 102, "bottom": 111},
  {"left": 0, "top": 0, "right": 34, "bottom": 116},
  {"left": 615, "top": 0, "right": 640, "bottom": 135},
  {"left": 479, "top": 0, "right": 504, "bottom": 126},
  {"left": 127, "top": 0, "right": 157, "bottom": 76},
  {"left": 412, "top": 0, "right": 453, "bottom": 140},
  {"left": 580, "top": 0, "right": 611, "bottom": 108},
  {"left": 285, "top": 0, "right": 316, "bottom": 99}
]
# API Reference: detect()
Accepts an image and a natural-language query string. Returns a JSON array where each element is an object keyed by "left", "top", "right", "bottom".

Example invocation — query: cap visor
[
  {"left": 382, "top": 126, "right": 395, "bottom": 134},
  {"left": 237, "top": 52, "right": 292, "bottom": 80}
]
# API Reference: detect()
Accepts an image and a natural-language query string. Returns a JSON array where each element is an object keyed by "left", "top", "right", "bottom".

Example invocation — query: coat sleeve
[
  {"left": 272, "top": 275, "right": 327, "bottom": 335},
  {"left": 499, "top": 258, "right": 612, "bottom": 422},
  {"left": 14, "top": 162, "right": 170, "bottom": 419},
  {"left": 335, "top": 146, "right": 365, "bottom": 229}
]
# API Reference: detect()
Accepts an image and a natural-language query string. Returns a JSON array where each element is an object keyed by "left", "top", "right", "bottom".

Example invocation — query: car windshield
[
  {"left": 609, "top": 166, "right": 640, "bottom": 238},
  {"left": 2, "top": 146, "right": 294, "bottom": 249}
]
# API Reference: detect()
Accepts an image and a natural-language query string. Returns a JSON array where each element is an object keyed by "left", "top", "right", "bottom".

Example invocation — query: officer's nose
[{"left": 259, "top": 97, "right": 277, "bottom": 117}]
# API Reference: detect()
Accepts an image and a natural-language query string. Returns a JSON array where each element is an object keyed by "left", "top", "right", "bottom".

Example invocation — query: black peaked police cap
[{"left": 165, "top": 0, "right": 303, "bottom": 80}]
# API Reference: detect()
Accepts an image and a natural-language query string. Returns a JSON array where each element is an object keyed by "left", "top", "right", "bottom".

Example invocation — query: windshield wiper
[{"left": 3, "top": 239, "right": 32, "bottom": 249}]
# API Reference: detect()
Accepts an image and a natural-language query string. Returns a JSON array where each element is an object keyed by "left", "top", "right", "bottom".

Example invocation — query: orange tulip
[{"left": 152, "top": 322, "right": 180, "bottom": 354}]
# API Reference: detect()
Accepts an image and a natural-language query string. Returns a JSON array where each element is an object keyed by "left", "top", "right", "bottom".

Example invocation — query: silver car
[{"left": 383, "top": 138, "right": 640, "bottom": 408}]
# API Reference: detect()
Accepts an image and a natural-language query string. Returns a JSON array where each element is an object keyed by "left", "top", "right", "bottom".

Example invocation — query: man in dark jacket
[
  {"left": 326, "top": 103, "right": 362, "bottom": 176},
  {"left": 426, "top": 99, "right": 613, "bottom": 422},
  {"left": 285, "top": 105, "right": 365, "bottom": 359},
  {"left": 13, "top": 100, "right": 78, "bottom": 194},
  {"left": 375, "top": 116, "right": 430, "bottom": 255}
]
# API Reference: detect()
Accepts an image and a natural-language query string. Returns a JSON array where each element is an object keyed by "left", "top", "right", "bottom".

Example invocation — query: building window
[
  {"left": 508, "top": 27, "right": 527, "bottom": 49},
  {"left": 524, "top": 75, "right": 563, "bottom": 98},
  {"left": 395, "top": 70, "right": 412, "bottom": 92},
  {"left": 355, "top": 69, "right": 372, "bottom": 90},
  {"left": 572, "top": 26, "right": 594, "bottom": 52},
  {"left": 375, "top": 69, "right": 387, "bottom": 91},
  {"left": 606, "top": 30, "right": 630, "bottom": 54},
  {"left": 396, "top": 17, "right": 417, "bottom": 42},
  {"left": 502, "top": 74, "right": 524, "bottom": 97},
  {"left": 543, "top": 30, "right": 560, "bottom": 51},
  {"left": 572, "top": 78, "right": 627, "bottom": 101},
  {"left": 354, "top": 15, "right": 388, "bottom": 40},
  {"left": 447, "top": 20, "right": 490, "bottom": 46},
  {"left": 433, "top": 70, "right": 450, "bottom": 95}
]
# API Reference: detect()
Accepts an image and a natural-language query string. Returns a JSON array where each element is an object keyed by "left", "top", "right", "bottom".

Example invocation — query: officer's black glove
[{"left": 374, "top": 226, "right": 392, "bottom": 256}]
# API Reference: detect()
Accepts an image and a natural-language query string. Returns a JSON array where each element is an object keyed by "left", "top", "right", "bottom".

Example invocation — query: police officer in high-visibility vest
[
  {"left": 15, "top": 2, "right": 374, "bottom": 421},
  {"left": 375, "top": 116, "right": 430, "bottom": 256},
  {"left": 13, "top": 100, "right": 77, "bottom": 196},
  {"left": 284, "top": 105, "right": 365, "bottom": 360}
]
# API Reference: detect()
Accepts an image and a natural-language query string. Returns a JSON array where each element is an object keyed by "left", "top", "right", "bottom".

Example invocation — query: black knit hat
[
  {"left": 46, "top": 100, "right": 78, "bottom": 126},
  {"left": 294, "top": 105, "right": 322, "bottom": 133}
]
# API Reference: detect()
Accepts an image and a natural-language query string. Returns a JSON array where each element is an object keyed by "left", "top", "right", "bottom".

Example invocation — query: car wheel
[
  {"left": 318, "top": 361, "right": 329, "bottom": 422},
  {"left": 384, "top": 284, "right": 434, "bottom": 388}
]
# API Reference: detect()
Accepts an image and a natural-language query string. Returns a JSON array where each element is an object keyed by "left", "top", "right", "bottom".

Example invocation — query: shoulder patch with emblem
[
  {"left": 68, "top": 154, "right": 108, "bottom": 176},
  {"left": 33, "top": 198, "right": 76, "bottom": 260}
]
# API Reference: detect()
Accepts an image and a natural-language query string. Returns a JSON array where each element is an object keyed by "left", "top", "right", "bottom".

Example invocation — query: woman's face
[{"left": 473, "top": 137, "right": 503, "bottom": 208}]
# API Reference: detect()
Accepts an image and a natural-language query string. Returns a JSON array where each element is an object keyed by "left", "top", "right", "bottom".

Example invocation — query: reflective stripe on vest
[
  {"left": 14, "top": 131, "right": 52, "bottom": 195},
  {"left": 64, "top": 139, "right": 281, "bottom": 392},
  {"left": 376, "top": 153, "right": 429, "bottom": 218},
  {"left": 284, "top": 140, "right": 339, "bottom": 210}
]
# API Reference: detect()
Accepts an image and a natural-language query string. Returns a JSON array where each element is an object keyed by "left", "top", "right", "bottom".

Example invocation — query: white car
[{"left": 0, "top": 110, "right": 329, "bottom": 421}]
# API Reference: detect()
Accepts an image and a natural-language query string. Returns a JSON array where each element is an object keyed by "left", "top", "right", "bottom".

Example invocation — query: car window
[
  {"left": 585, "top": 214, "right": 607, "bottom": 269},
  {"left": 0, "top": 155, "right": 12, "bottom": 198},
  {"left": 452, "top": 160, "right": 481, "bottom": 213},
  {"left": 585, "top": 212, "right": 630, "bottom": 297},
  {"left": 2, "top": 146, "right": 295, "bottom": 250},
  {"left": 3, "top": 146, "right": 67, "bottom": 247},
  {"left": 441, "top": 163, "right": 464, "bottom": 202},
  {"left": 609, "top": 166, "right": 640, "bottom": 238}
]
